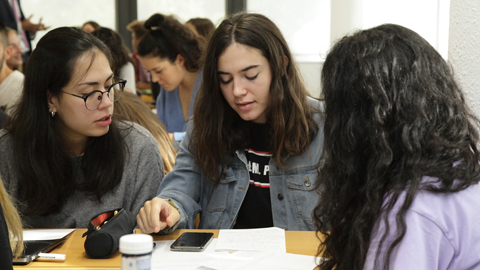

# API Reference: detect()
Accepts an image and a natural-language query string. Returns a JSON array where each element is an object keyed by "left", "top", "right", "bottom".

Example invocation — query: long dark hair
[
  {"left": 314, "top": 24, "right": 480, "bottom": 270},
  {"left": 5, "top": 27, "right": 126, "bottom": 216},
  {"left": 192, "top": 13, "right": 318, "bottom": 184},
  {"left": 137, "top": 13, "right": 204, "bottom": 72},
  {"left": 91, "top": 27, "right": 134, "bottom": 77}
]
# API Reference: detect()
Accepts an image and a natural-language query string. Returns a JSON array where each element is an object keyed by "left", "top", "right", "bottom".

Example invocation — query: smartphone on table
[{"left": 170, "top": 232, "right": 214, "bottom": 252}]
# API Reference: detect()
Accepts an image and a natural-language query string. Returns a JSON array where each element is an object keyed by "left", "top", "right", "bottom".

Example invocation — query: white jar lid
[{"left": 119, "top": 234, "right": 153, "bottom": 255}]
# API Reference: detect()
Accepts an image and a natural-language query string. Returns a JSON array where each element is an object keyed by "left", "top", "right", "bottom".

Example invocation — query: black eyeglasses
[{"left": 61, "top": 79, "right": 126, "bottom": 110}]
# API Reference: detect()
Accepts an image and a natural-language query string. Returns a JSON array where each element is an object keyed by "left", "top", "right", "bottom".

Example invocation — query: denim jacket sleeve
[
  {"left": 156, "top": 121, "right": 203, "bottom": 230},
  {"left": 156, "top": 98, "right": 326, "bottom": 232}
]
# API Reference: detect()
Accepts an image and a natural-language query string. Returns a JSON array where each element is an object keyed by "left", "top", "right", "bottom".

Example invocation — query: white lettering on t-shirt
[
  {"left": 252, "top": 162, "right": 260, "bottom": 175},
  {"left": 248, "top": 161, "right": 270, "bottom": 176}
]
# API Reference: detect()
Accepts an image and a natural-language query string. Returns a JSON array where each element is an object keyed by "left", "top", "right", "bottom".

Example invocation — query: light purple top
[{"left": 365, "top": 178, "right": 480, "bottom": 269}]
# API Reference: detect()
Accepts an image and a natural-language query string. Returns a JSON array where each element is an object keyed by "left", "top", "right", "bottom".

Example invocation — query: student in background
[
  {"left": 0, "top": 22, "right": 23, "bottom": 115},
  {"left": 0, "top": 176, "right": 23, "bottom": 270},
  {"left": 137, "top": 13, "right": 324, "bottom": 233},
  {"left": 0, "top": 27, "right": 164, "bottom": 228},
  {"left": 114, "top": 91, "right": 177, "bottom": 174},
  {"left": 126, "top": 20, "right": 151, "bottom": 91},
  {"left": 92, "top": 27, "right": 136, "bottom": 95},
  {"left": 82, "top": 20, "right": 100, "bottom": 33},
  {"left": 137, "top": 13, "right": 204, "bottom": 142},
  {"left": 0, "top": 0, "right": 49, "bottom": 66},
  {"left": 314, "top": 24, "right": 480, "bottom": 270},
  {"left": 5, "top": 27, "right": 22, "bottom": 71},
  {"left": 186, "top": 17, "right": 215, "bottom": 40}
]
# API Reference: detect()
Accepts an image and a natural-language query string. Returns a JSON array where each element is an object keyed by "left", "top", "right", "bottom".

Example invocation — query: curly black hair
[{"left": 314, "top": 24, "right": 480, "bottom": 270}]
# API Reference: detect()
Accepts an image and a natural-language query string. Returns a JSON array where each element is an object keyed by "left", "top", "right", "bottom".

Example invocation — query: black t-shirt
[{"left": 234, "top": 123, "right": 273, "bottom": 229}]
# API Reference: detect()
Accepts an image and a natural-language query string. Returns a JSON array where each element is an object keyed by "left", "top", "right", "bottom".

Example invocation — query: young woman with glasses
[
  {"left": 0, "top": 27, "right": 165, "bottom": 228},
  {"left": 137, "top": 13, "right": 324, "bottom": 233}
]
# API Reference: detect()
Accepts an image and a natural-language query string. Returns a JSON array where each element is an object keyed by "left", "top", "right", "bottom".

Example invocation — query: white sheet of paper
[
  {"left": 22, "top": 229, "right": 75, "bottom": 241},
  {"left": 150, "top": 236, "right": 319, "bottom": 270},
  {"left": 215, "top": 227, "right": 286, "bottom": 252},
  {"left": 199, "top": 251, "right": 267, "bottom": 270},
  {"left": 151, "top": 239, "right": 229, "bottom": 270},
  {"left": 201, "top": 251, "right": 319, "bottom": 270}
]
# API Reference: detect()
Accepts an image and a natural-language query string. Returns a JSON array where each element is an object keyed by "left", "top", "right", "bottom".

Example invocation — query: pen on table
[{"left": 36, "top": 253, "right": 66, "bottom": 262}]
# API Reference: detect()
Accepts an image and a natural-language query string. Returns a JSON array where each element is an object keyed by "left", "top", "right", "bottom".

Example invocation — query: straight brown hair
[{"left": 192, "top": 13, "right": 318, "bottom": 183}]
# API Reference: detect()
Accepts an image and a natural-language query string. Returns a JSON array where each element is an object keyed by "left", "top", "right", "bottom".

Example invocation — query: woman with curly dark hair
[
  {"left": 137, "top": 13, "right": 324, "bottom": 233},
  {"left": 314, "top": 24, "right": 480, "bottom": 269},
  {"left": 137, "top": 13, "right": 205, "bottom": 141}
]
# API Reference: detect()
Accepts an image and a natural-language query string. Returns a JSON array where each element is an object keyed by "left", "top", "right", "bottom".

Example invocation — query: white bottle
[{"left": 119, "top": 234, "right": 153, "bottom": 270}]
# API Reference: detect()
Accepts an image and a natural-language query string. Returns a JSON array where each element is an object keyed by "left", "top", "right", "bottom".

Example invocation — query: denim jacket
[{"left": 157, "top": 98, "right": 325, "bottom": 231}]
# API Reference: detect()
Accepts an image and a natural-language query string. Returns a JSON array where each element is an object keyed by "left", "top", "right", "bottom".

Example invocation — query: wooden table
[{"left": 13, "top": 229, "right": 322, "bottom": 269}]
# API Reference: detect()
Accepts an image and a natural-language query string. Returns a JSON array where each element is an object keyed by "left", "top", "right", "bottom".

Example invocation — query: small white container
[{"left": 119, "top": 234, "right": 153, "bottom": 270}]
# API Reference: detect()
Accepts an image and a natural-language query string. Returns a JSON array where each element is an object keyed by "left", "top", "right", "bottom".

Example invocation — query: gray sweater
[{"left": 0, "top": 121, "right": 164, "bottom": 228}]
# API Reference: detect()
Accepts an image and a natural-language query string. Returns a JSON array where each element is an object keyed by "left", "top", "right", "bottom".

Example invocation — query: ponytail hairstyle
[
  {"left": 137, "top": 13, "right": 204, "bottom": 72},
  {"left": 6, "top": 27, "right": 126, "bottom": 216},
  {"left": 91, "top": 27, "right": 134, "bottom": 77}
]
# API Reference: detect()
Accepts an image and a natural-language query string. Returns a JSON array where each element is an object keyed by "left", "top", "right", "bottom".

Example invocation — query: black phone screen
[
  {"left": 170, "top": 232, "right": 214, "bottom": 251},
  {"left": 12, "top": 238, "right": 66, "bottom": 265}
]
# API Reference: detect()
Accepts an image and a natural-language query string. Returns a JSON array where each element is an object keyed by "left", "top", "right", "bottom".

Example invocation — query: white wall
[
  {"left": 300, "top": 0, "right": 449, "bottom": 99},
  {"left": 22, "top": 0, "right": 116, "bottom": 49},
  {"left": 449, "top": 0, "right": 480, "bottom": 118},
  {"left": 298, "top": 62, "right": 323, "bottom": 98}
]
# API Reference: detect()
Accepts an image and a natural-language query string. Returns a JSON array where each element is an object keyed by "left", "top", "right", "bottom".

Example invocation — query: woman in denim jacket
[{"left": 137, "top": 13, "right": 325, "bottom": 233}]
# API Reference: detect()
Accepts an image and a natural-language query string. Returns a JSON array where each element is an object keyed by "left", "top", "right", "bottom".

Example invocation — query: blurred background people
[
  {"left": 81, "top": 20, "right": 100, "bottom": 33},
  {"left": 0, "top": 0, "right": 49, "bottom": 67},
  {"left": 186, "top": 17, "right": 215, "bottom": 40},
  {"left": 126, "top": 20, "right": 151, "bottom": 91},
  {"left": 5, "top": 27, "right": 22, "bottom": 71},
  {"left": 92, "top": 27, "right": 136, "bottom": 94},
  {"left": 0, "top": 21, "right": 24, "bottom": 115},
  {"left": 137, "top": 13, "right": 205, "bottom": 142}
]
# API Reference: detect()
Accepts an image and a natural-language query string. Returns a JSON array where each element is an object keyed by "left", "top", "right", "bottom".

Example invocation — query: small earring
[{"left": 51, "top": 111, "right": 55, "bottom": 117}]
